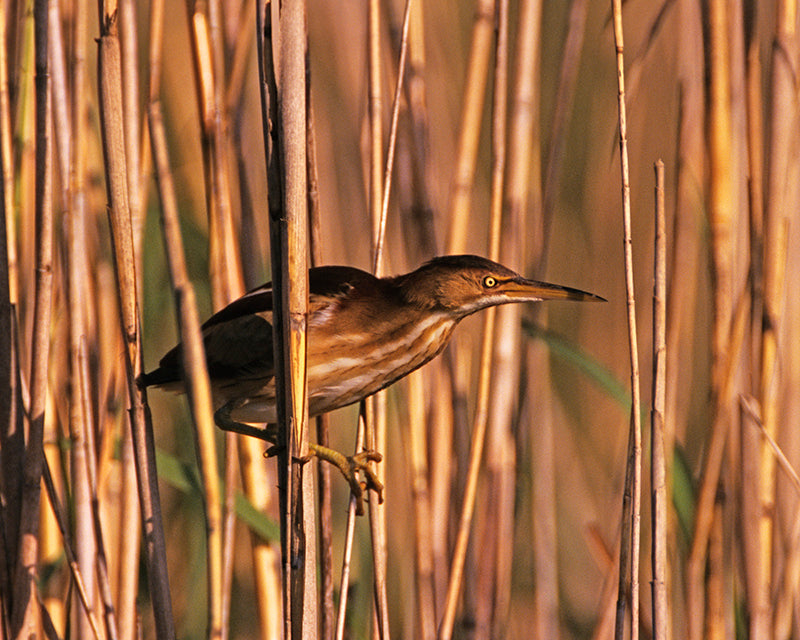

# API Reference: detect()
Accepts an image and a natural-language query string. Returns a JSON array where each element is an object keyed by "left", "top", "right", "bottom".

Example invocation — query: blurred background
[{"left": 2, "top": 0, "right": 799, "bottom": 638}]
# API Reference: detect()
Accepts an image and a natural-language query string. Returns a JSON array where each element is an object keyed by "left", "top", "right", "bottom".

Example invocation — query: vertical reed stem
[
  {"left": 610, "top": 2, "right": 642, "bottom": 638},
  {"left": 11, "top": 1, "right": 51, "bottom": 634},
  {"left": 97, "top": 5, "right": 176, "bottom": 637},
  {"left": 651, "top": 160, "right": 668, "bottom": 639}
]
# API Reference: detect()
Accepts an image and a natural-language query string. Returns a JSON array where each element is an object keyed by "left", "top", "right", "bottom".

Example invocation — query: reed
[{"left": 2, "top": 1, "right": 799, "bottom": 638}]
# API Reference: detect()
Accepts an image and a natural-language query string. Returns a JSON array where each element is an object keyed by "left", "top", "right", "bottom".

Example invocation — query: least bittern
[{"left": 143, "top": 255, "right": 603, "bottom": 509}]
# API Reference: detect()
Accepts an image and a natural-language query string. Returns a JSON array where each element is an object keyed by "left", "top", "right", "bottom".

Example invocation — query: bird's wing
[
  {"left": 189, "top": 283, "right": 276, "bottom": 382},
  {"left": 201, "top": 311, "right": 275, "bottom": 382},
  {"left": 143, "top": 284, "right": 275, "bottom": 387},
  {"left": 201, "top": 283, "right": 274, "bottom": 329},
  {"left": 143, "top": 266, "right": 381, "bottom": 388}
]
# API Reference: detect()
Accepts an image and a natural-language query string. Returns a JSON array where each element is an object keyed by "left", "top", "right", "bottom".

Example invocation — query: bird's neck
[{"left": 389, "top": 273, "right": 453, "bottom": 315}]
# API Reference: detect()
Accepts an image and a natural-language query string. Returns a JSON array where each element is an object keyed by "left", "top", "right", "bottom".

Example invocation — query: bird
[{"left": 143, "top": 254, "right": 604, "bottom": 510}]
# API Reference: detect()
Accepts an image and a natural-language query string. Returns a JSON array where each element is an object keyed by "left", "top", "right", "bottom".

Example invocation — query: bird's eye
[{"left": 483, "top": 276, "right": 498, "bottom": 288}]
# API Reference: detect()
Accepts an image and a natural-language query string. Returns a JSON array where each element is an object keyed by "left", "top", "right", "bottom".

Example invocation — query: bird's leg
[
  {"left": 214, "top": 399, "right": 384, "bottom": 515},
  {"left": 214, "top": 400, "right": 274, "bottom": 441}
]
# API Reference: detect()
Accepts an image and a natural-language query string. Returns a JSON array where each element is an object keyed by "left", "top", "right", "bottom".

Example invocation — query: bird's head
[{"left": 396, "top": 255, "right": 604, "bottom": 318}]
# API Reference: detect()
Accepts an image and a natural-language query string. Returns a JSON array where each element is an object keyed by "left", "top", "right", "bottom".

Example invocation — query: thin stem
[
  {"left": 686, "top": 2, "right": 736, "bottom": 636},
  {"left": 11, "top": 1, "right": 52, "bottom": 633},
  {"left": 40, "top": 461, "right": 104, "bottom": 640},
  {"left": 366, "top": 0, "right": 388, "bottom": 630},
  {"left": 265, "top": 0, "right": 315, "bottom": 635},
  {"left": 335, "top": 409, "right": 368, "bottom": 640},
  {"left": 610, "top": 2, "right": 642, "bottom": 639},
  {"left": 651, "top": 160, "right": 668, "bottom": 639},
  {"left": 445, "top": 0, "right": 495, "bottom": 254},
  {"left": 97, "top": 5, "right": 176, "bottom": 636},
  {"left": 148, "top": 99, "right": 224, "bottom": 640},
  {"left": 440, "top": 0, "right": 506, "bottom": 636},
  {"left": 371, "top": 0, "right": 413, "bottom": 276}
]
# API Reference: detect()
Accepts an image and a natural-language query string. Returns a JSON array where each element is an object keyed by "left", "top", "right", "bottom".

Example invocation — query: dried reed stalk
[
  {"left": 260, "top": 0, "right": 316, "bottom": 634},
  {"left": 687, "top": 2, "right": 736, "bottom": 638},
  {"left": 440, "top": 0, "right": 508, "bottom": 636},
  {"left": 10, "top": 0, "right": 52, "bottom": 634},
  {"left": 741, "top": 4, "right": 767, "bottom": 636},
  {"left": 446, "top": 0, "right": 495, "bottom": 254},
  {"left": 365, "top": 1, "right": 391, "bottom": 636},
  {"left": 751, "top": 389, "right": 800, "bottom": 636},
  {"left": 523, "top": 3, "right": 575, "bottom": 635},
  {"left": 768, "top": 2, "right": 799, "bottom": 634},
  {"left": 334, "top": 407, "right": 366, "bottom": 640},
  {"left": 372, "top": 0, "right": 413, "bottom": 276},
  {"left": 705, "top": 501, "right": 724, "bottom": 639},
  {"left": 0, "top": 1, "right": 19, "bottom": 308},
  {"left": 119, "top": 0, "right": 143, "bottom": 263},
  {"left": 369, "top": 2, "right": 414, "bottom": 638},
  {"left": 476, "top": 0, "right": 519, "bottom": 636},
  {"left": 254, "top": 8, "right": 298, "bottom": 636},
  {"left": 758, "top": 1, "right": 794, "bottom": 635},
  {"left": 667, "top": 9, "right": 704, "bottom": 635},
  {"left": 80, "top": 378, "right": 120, "bottom": 640},
  {"left": 307, "top": 79, "right": 336, "bottom": 639},
  {"left": 0, "top": 7, "right": 19, "bottom": 613},
  {"left": 396, "top": 0, "right": 437, "bottom": 261},
  {"left": 40, "top": 462, "right": 104, "bottom": 639},
  {"left": 392, "top": 8, "right": 451, "bottom": 630},
  {"left": 368, "top": 0, "right": 385, "bottom": 269},
  {"left": 188, "top": 1, "right": 244, "bottom": 308},
  {"left": 74, "top": 0, "right": 141, "bottom": 634},
  {"left": 11, "top": 4, "right": 36, "bottom": 322},
  {"left": 398, "top": 19, "right": 440, "bottom": 619},
  {"left": 406, "top": 366, "right": 436, "bottom": 640},
  {"left": 610, "top": 2, "right": 643, "bottom": 639},
  {"left": 186, "top": 4, "right": 251, "bottom": 638},
  {"left": 492, "top": 0, "right": 544, "bottom": 635},
  {"left": 53, "top": 0, "right": 112, "bottom": 634},
  {"left": 42, "top": 2, "right": 70, "bottom": 634},
  {"left": 389, "top": 23, "right": 437, "bottom": 636},
  {"left": 115, "top": 428, "right": 140, "bottom": 640},
  {"left": 651, "top": 160, "right": 668, "bottom": 639},
  {"left": 97, "top": 5, "right": 176, "bottom": 637},
  {"left": 148, "top": 100, "right": 225, "bottom": 640},
  {"left": 439, "top": 273, "right": 497, "bottom": 640}
]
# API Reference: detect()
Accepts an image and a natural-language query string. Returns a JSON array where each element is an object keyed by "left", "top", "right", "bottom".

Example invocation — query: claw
[
  {"left": 310, "top": 443, "right": 383, "bottom": 515},
  {"left": 213, "top": 402, "right": 384, "bottom": 515}
]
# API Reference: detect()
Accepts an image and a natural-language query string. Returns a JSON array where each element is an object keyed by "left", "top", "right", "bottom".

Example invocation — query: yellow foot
[
  {"left": 267, "top": 443, "right": 383, "bottom": 515},
  {"left": 214, "top": 401, "right": 383, "bottom": 515},
  {"left": 309, "top": 443, "right": 383, "bottom": 515}
]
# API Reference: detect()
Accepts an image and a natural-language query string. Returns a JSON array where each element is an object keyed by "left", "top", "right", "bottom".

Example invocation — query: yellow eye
[{"left": 483, "top": 276, "right": 498, "bottom": 288}]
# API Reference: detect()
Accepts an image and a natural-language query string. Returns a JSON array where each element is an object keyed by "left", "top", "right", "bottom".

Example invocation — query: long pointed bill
[{"left": 504, "top": 277, "right": 606, "bottom": 302}]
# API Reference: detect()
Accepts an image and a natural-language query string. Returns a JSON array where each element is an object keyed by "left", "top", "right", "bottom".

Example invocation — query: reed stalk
[
  {"left": 687, "top": 2, "right": 736, "bottom": 637},
  {"left": 97, "top": 4, "right": 176, "bottom": 637},
  {"left": 149, "top": 99, "right": 225, "bottom": 640},
  {"left": 2, "top": 0, "right": 797, "bottom": 637},
  {"left": 610, "top": 2, "right": 643, "bottom": 638},
  {"left": 440, "top": 1, "right": 509, "bottom": 636},
  {"left": 259, "top": 0, "right": 316, "bottom": 634},
  {"left": 11, "top": 1, "right": 52, "bottom": 634},
  {"left": 651, "top": 160, "right": 668, "bottom": 639}
]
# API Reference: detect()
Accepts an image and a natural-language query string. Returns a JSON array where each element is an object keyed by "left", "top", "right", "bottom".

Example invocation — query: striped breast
[
  {"left": 225, "top": 310, "right": 458, "bottom": 424},
  {"left": 305, "top": 310, "right": 458, "bottom": 417}
]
